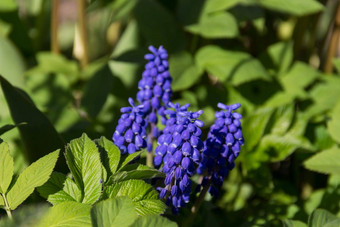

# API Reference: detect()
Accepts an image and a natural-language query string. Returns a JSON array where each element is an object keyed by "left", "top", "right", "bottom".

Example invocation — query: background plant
[{"left": 1, "top": 0, "right": 340, "bottom": 226}]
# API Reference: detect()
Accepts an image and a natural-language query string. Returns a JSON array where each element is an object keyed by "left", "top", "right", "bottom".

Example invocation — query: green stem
[
  {"left": 185, "top": 178, "right": 211, "bottom": 226},
  {"left": 1, "top": 193, "right": 12, "bottom": 220}
]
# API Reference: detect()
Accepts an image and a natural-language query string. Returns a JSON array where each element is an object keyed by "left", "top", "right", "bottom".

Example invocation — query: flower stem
[
  {"left": 51, "top": 0, "right": 59, "bottom": 53},
  {"left": 1, "top": 193, "right": 12, "bottom": 220},
  {"left": 185, "top": 178, "right": 211, "bottom": 226},
  {"left": 75, "top": 0, "right": 89, "bottom": 69},
  {"left": 324, "top": 2, "right": 340, "bottom": 73}
]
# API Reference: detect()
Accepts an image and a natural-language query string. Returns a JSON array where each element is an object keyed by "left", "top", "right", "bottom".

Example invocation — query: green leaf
[
  {"left": 65, "top": 133, "right": 102, "bottom": 204},
  {"left": 133, "top": 0, "right": 186, "bottom": 52},
  {"left": 203, "top": 0, "right": 245, "bottom": 13},
  {"left": 0, "top": 76, "right": 65, "bottom": 171},
  {"left": 0, "top": 36, "right": 25, "bottom": 87},
  {"left": 261, "top": 41, "right": 293, "bottom": 74},
  {"left": 104, "top": 179, "right": 166, "bottom": 215},
  {"left": 283, "top": 219, "right": 307, "bottom": 227},
  {"left": 304, "top": 147, "right": 340, "bottom": 175},
  {"left": 258, "top": 0, "right": 323, "bottom": 16},
  {"left": 81, "top": 65, "right": 113, "bottom": 119},
  {"left": 195, "top": 45, "right": 270, "bottom": 84},
  {"left": 37, "top": 201, "right": 91, "bottom": 227},
  {"left": 0, "top": 142, "right": 13, "bottom": 193},
  {"left": 96, "top": 136, "right": 121, "bottom": 177},
  {"left": 185, "top": 12, "right": 239, "bottom": 39},
  {"left": 328, "top": 100, "right": 340, "bottom": 144},
  {"left": 256, "top": 133, "right": 314, "bottom": 162},
  {"left": 91, "top": 197, "right": 138, "bottom": 227},
  {"left": 169, "top": 51, "right": 203, "bottom": 91},
  {"left": 108, "top": 165, "right": 165, "bottom": 183},
  {"left": 308, "top": 209, "right": 338, "bottom": 227},
  {"left": 130, "top": 215, "right": 177, "bottom": 227},
  {"left": 0, "top": 0, "right": 18, "bottom": 12},
  {"left": 118, "top": 151, "right": 143, "bottom": 171},
  {"left": 271, "top": 104, "right": 294, "bottom": 135},
  {"left": 280, "top": 62, "right": 320, "bottom": 99},
  {"left": 7, "top": 150, "right": 60, "bottom": 210},
  {"left": 37, "top": 172, "right": 82, "bottom": 205},
  {"left": 27, "top": 52, "right": 79, "bottom": 83},
  {"left": 242, "top": 107, "right": 274, "bottom": 151},
  {"left": 0, "top": 122, "right": 26, "bottom": 136}
]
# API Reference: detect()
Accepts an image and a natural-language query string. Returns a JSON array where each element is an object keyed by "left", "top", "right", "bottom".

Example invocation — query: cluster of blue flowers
[
  {"left": 155, "top": 103, "right": 204, "bottom": 214},
  {"left": 112, "top": 98, "right": 147, "bottom": 154},
  {"left": 197, "top": 103, "right": 244, "bottom": 196},
  {"left": 136, "top": 45, "right": 172, "bottom": 152},
  {"left": 112, "top": 45, "right": 244, "bottom": 213}
]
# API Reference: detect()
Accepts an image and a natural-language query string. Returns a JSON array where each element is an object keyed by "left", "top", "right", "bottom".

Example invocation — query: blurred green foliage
[{"left": 1, "top": 0, "right": 340, "bottom": 226}]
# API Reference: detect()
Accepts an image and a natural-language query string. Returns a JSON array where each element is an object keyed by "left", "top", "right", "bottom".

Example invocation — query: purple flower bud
[
  {"left": 234, "top": 129, "right": 243, "bottom": 140},
  {"left": 173, "top": 150, "right": 183, "bottom": 164},
  {"left": 182, "top": 142, "right": 192, "bottom": 156},
  {"left": 175, "top": 167, "right": 183, "bottom": 179},
  {"left": 125, "top": 129, "right": 134, "bottom": 143},
  {"left": 127, "top": 143, "right": 136, "bottom": 154},
  {"left": 181, "top": 130, "right": 190, "bottom": 140},
  {"left": 226, "top": 133, "right": 234, "bottom": 146},
  {"left": 154, "top": 155, "right": 163, "bottom": 167},
  {"left": 181, "top": 157, "right": 191, "bottom": 170},
  {"left": 232, "top": 112, "right": 242, "bottom": 119},
  {"left": 160, "top": 188, "right": 167, "bottom": 199},
  {"left": 171, "top": 185, "right": 178, "bottom": 196}
]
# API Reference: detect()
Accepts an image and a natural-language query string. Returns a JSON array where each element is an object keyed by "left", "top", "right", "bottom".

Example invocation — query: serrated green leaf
[
  {"left": 328, "top": 100, "right": 340, "bottom": 144},
  {"left": 283, "top": 219, "right": 307, "bottom": 227},
  {"left": 65, "top": 133, "right": 102, "bottom": 204},
  {"left": 7, "top": 150, "right": 60, "bottom": 210},
  {"left": 195, "top": 45, "right": 270, "bottom": 84},
  {"left": 108, "top": 167, "right": 165, "bottom": 183},
  {"left": 37, "top": 201, "right": 91, "bottom": 227},
  {"left": 104, "top": 179, "right": 166, "bottom": 215},
  {"left": 308, "top": 209, "right": 338, "bottom": 227},
  {"left": 37, "top": 172, "right": 82, "bottom": 205},
  {"left": 259, "top": 0, "right": 323, "bottom": 16},
  {"left": 304, "top": 148, "right": 340, "bottom": 175},
  {"left": 96, "top": 136, "right": 121, "bottom": 176},
  {"left": 91, "top": 197, "right": 138, "bottom": 227},
  {"left": 130, "top": 215, "right": 177, "bottom": 227},
  {"left": 0, "top": 142, "right": 13, "bottom": 193},
  {"left": 185, "top": 12, "right": 239, "bottom": 39},
  {"left": 118, "top": 151, "right": 143, "bottom": 171}
]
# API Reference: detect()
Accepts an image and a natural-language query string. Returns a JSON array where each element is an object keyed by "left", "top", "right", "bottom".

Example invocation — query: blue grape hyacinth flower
[
  {"left": 197, "top": 103, "right": 244, "bottom": 197},
  {"left": 136, "top": 45, "right": 172, "bottom": 152},
  {"left": 155, "top": 103, "right": 204, "bottom": 214},
  {"left": 112, "top": 98, "right": 147, "bottom": 154}
]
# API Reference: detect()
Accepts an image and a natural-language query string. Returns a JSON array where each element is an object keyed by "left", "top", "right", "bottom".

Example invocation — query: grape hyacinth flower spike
[
  {"left": 112, "top": 98, "right": 147, "bottom": 154},
  {"left": 155, "top": 103, "right": 204, "bottom": 214},
  {"left": 136, "top": 45, "right": 172, "bottom": 153},
  {"left": 197, "top": 102, "right": 244, "bottom": 197}
]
